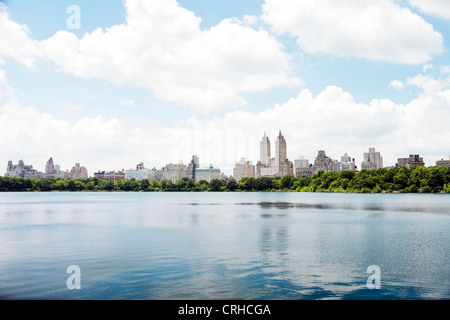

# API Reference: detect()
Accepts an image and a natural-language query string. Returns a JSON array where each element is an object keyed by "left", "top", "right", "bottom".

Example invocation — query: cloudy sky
[{"left": 0, "top": 0, "right": 449, "bottom": 176}]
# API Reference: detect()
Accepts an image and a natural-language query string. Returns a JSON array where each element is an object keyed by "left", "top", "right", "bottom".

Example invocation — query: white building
[
  {"left": 125, "top": 162, "right": 152, "bottom": 180},
  {"left": 233, "top": 158, "right": 255, "bottom": 182},
  {"left": 294, "top": 156, "right": 310, "bottom": 177},
  {"left": 195, "top": 165, "right": 221, "bottom": 182},
  {"left": 361, "top": 148, "right": 383, "bottom": 170},
  {"left": 340, "top": 153, "right": 356, "bottom": 172}
]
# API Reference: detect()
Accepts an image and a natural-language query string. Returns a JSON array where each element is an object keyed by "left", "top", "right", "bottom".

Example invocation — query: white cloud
[
  {"left": 262, "top": 0, "right": 444, "bottom": 64},
  {"left": 1, "top": 63, "right": 449, "bottom": 175},
  {"left": 0, "top": 4, "right": 42, "bottom": 68},
  {"left": 389, "top": 80, "right": 405, "bottom": 91},
  {"left": 165, "top": 72, "right": 450, "bottom": 173},
  {"left": 409, "top": 0, "right": 450, "bottom": 20},
  {"left": 423, "top": 64, "right": 433, "bottom": 73},
  {"left": 42, "top": 0, "right": 301, "bottom": 112},
  {"left": 120, "top": 99, "right": 136, "bottom": 107}
]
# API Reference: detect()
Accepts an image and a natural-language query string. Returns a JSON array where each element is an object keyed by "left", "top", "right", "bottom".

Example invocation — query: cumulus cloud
[
  {"left": 1, "top": 63, "right": 449, "bottom": 174},
  {"left": 41, "top": 0, "right": 301, "bottom": 112},
  {"left": 262, "top": 0, "right": 444, "bottom": 64},
  {"left": 0, "top": 4, "right": 42, "bottom": 68},
  {"left": 409, "top": 0, "right": 450, "bottom": 20},
  {"left": 166, "top": 71, "right": 450, "bottom": 173}
]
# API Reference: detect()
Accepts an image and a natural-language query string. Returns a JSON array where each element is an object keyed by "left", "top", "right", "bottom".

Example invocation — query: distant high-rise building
[
  {"left": 260, "top": 132, "right": 271, "bottom": 163},
  {"left": 256, "top": 131, "right": 293, "bottom": 178},
  {"left": 5, "top": 160, "right": 40, "bottom": 178},
  {"left": 186, "top": 155, "right": 200, "bottom": 180},
  {"left": 340, "top": 153, "right": 356, "bottom": 172},
  {"left": 397, "top": 154, "right": 425, "bottom": 168},
  {"left": 45, "top": 157, "right": 56, "bottom": 174},
  {"left": 314, "top": 150, "right": 335, "bottom": 172},
  {"left": 70, "top": 163, "right": 88, "bottom": 179},
  {"left": 233, "top": 158, "right": 255, "bottom": 182},
  {"left": 361, "top": 148, "right": 383, "bottom": 170},
  {"left": 294, "top": 156, "right": 311, "bottom": 178}
]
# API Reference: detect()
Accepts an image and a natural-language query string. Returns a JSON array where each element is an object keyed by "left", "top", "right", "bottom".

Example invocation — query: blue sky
[{"left": 1, "top": 0, "right": 449, "bottom": 175}]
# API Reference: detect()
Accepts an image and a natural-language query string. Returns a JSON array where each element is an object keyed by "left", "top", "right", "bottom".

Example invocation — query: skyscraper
[
  {"left": 260, "top": 132, "right": 271, "bottom": 163},
  {"left": 45, "top": 157, "right": 56, "bottom": 174},
  {"left": 186, "top": 155, "right": 200, "bottom": 180},
  {"left": 256, "top": 131, "right": 293, "bottom": 178}
]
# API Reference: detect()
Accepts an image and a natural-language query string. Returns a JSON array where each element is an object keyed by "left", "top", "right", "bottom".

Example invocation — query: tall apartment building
[
  {"left": 186, "top": 155, "right": 200, "bottom": 180},
  {"left": 361, "top": 148, "right": 383, "bottom": 170},
  {"left": 5, "top": 160, "right": 41, "bottom": 178},
  {"left": 233, "top": 158, "right": 255, "bottom": 182},
  {"left": 45, "top": 157, "right": 56, "bottom": 174},
  {"left": 340, "top": 153, "right": 356, "bottom": 172},
  {"left": 256, "top": 131, "right": 293, "bottom": 178},
  {"left": 70, "top": 163, "right": 89, "bottom": 179}
]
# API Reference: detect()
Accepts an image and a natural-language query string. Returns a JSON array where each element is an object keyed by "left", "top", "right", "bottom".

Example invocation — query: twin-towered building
[{"left": 256, "top": 131, "right": 294, "bottom": 178}]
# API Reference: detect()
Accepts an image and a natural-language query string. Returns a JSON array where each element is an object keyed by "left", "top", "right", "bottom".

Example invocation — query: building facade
[
  {"left": 361, "top": 148, "right": 383, "bottom": 170},
  {"left": 397, "top": 154, "right": 425, "bottom": 168},
  {"left": 195, "top": 165, "right": 221, "bottom": 182},
  {"left": 256, "top": 131, "right": 294, "bottom": 178},
  {"left": 94, "top": 170, "right": 126, "bottom": 182},
  {"left": 186, "top": 155, "right": 200, "bottom": 180},
  {"left": 233, "top": 158, "right": 255, "bottom": 182},
  {"left": 340, "top": 153, "right": 356, "bottom": 172},
  {"left": 125, "top": 162, "right": 151, "bottom": 180},
  {"left": 70, "top": 163, "right": 89, "bottom": 179},
  {"left": 5, "top": 160, "right": 39, "bottom": 178},
  {"left": 436, "top": 156, "right": 450, "bottom": 167},
  {"left": 148, "top": 161, "right": 187, "bottom": 183},
  {"left": 45, "top": 157, "right": 56, "bottom": 174}
]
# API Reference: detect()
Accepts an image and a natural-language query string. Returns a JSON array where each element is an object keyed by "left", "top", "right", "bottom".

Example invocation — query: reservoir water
[{"left": 0, "top": 192, "right": 448, "bottom": 300}]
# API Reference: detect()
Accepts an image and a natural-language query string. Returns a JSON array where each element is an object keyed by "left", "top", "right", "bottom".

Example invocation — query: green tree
[
  {"left": 225, "top": 178, "right": 238, "bottom": 191},
  {"left": 209, "top": 179, "right": 225, "bottom": 192},
  {"left": 243, "top": 177, "right": 257, "bottom": 191},
  {"left": 257, "top": 177, "right": 274, "bottom": 191},
  {"left": 280, "top": 175, "right": 296, "bottom": 190}
]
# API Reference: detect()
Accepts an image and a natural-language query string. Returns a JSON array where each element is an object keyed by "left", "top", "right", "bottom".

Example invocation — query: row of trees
[{"left": 1, "top": 165, "right": 449, "bottom": 193}]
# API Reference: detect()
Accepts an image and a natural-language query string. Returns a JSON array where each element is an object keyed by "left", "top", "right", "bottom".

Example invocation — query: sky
[{"left": 0, "top": 0, "right": 449, "bottom": 176}]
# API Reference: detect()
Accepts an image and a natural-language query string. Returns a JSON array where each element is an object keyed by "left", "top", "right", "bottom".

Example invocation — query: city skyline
[
  {"left": 4, "top": 132, "right": 449, "bottom": 179},
  {"left": 1, "top": 1, "right": 449, "bottom": 176}
]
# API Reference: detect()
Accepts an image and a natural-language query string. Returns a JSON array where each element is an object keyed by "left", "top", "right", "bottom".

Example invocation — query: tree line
[{"left": 0, "top": 165, "right": 449, "bottom": 193}]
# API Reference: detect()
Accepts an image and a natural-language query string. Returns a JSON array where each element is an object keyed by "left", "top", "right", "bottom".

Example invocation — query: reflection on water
[{"left": 0, "top": 192, "right": 448, "bottom": 300}]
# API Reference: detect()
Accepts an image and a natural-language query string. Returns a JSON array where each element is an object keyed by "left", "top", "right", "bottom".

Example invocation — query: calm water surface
[{"left": 0, "top": 192, "right": 448, "bottom": 300}]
